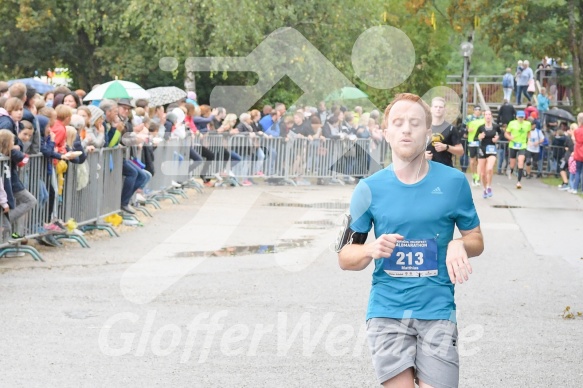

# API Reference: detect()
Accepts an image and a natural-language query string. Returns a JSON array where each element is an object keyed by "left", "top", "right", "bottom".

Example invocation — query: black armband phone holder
[{"left": 334, "top": 214, "right": 368, "bottom": 252}]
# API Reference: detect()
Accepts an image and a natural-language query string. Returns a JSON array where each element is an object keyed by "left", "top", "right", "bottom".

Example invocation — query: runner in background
[
  {"left": 476, "top": 110, "right": 503, "bottom": 198},
  {"left": 465, "top": 106, "right": 485, "bottom": 186},
  {"left": 505, "top": 111, "right": 531, "bottom": 189},
  {"left": 425, "top": 97, "right": 464, "bottom": 167}
]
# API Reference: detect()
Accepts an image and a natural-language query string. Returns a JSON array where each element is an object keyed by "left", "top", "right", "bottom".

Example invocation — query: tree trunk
[
  {"left": 569, "top": 0, "right": 582, "bottom": 110},
  {"left": 70, "top": 28, "right": 100, "bottom": 91},
  {"left": 184, "top": 69, "right": 196, "bottom": 92}
]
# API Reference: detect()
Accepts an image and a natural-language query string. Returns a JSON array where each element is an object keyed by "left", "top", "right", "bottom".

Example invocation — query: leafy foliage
[{"left": 1, "top": 0, "right": 580, "bottom": 108}]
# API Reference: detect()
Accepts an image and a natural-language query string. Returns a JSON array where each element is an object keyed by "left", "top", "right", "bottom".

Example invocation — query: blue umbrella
[{"left": 7, "top": 78, "right": 55, "bottom": 94}]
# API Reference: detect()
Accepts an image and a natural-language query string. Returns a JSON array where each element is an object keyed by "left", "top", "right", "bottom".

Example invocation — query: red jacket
[
  {"left": 574, "top": 126, "right": 583, "bottom": 162},
  {"left": 524, "top": 106, "right": 538, "bottom": 119},
  {"left": 51, "top": 120, "right": 67, "bottom": 154}
]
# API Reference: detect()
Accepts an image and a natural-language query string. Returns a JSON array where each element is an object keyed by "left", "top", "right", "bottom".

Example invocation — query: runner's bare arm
[
  {"left": 338, "top": 234, "right": 404, "bottom": 271},
  {"left": 447, "top": 143, "right": 464, "bottom": 157},
  {"left": 446, "top": 226, "right": 483, "bottom": 284},
  {"left": 451, "top": 225, "right": 483, "bottom": 258}
]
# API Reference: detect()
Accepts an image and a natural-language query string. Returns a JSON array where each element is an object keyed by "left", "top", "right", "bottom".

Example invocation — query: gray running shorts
[{"left": 366, "top": 317, "right": 459, "bottom": 388}]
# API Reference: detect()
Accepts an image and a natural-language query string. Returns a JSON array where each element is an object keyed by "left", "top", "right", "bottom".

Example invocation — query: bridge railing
[{"left": 447, "top": 72, "right": 573, "bottom": 107}]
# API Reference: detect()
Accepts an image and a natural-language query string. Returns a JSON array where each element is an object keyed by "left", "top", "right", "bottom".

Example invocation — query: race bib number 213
[{"left": 383, "top": 239, "right": 438, "bottom": 277}]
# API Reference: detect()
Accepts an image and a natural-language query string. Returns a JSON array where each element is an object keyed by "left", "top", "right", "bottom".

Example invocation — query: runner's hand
[
  {"left": 446, "top": 240, "right": 472, "bottom": 284},
  {"left": 368, "top": 234, "right": 404, "bottom": 260},
  {"left": 434, "top": 142, "right": 447, "bottom": 152}
]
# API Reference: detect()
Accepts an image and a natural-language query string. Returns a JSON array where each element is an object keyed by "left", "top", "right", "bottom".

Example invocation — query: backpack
[{"left": 502, "top": 74, "right": 513, "bottom": 88}]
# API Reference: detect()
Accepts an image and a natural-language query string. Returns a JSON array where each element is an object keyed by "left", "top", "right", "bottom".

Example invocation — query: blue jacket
[
  {"left": 0, "top": 109, "right": 18, "bottom": 138},
  {"left": 194, "top": 116, "right": 215, "bottom": 133},
  {"left": 502, "top": 73, "right": 514, "bottom": 88},
  {"left": 9, "top": 148, "right": 26, "bottom": 194},
  {"left": 537, "top": 94, "right": 550, "bottom": 112},
  {"left": 22, "top": 108, "right": 41, "bottom": 154},
  {"left": 37, "top": 115, "right": 49, "bottom": 137},
  {"left": 41, "top": 135, "right": 63, "bottom": 176},
  {"left": 65, "top": 135, "right": 87, "bottom": 164},
  {"left": 264, "top": 120, "right": 281, "bottom": 137},
  {"left": 259, "top": 115, "right": 274, "bottom": 132}
]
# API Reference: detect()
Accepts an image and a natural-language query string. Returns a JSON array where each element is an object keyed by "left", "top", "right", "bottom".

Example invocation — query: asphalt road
[{"left": 0, "top": 174, "right": 582, "bottom": 387}]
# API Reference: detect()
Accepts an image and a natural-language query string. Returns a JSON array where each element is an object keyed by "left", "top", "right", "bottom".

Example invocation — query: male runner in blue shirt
[{"left": 337, "top": 93, "right": 484, "bottom": 388}]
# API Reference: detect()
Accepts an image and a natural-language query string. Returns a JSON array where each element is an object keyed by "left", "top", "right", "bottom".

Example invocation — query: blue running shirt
[{"left": 349, "top": 161, "right": 480, "bottom": 322}]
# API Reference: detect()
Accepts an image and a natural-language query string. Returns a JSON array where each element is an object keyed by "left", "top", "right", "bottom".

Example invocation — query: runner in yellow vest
[
  {"left": 504, "top": 110, "right": 531, "bottom": 189},
  {"left": 465, "top": 106, "right": 485, "bottom": 186}
]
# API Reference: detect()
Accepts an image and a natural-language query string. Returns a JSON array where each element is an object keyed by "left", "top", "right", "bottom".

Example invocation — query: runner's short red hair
[{"left": 383, "top": 93, "right": 431, "bottom": 130}]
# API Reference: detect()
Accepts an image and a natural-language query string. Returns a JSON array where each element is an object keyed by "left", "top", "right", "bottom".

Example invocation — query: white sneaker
[
  {"left": 123, "top": 219, "right": 139, "bottom": 226},
  {"left": 135, "top": 193, "right": 146, "bottom": 203},
  {"left": 507, "top": 169, "right": 512, "bottom": 179},
  {"left": 569, "top": 189, "right": 578, "bottom": 194},
  {"left": 171, "top": 180, "right": 182, "bottom": 188}
]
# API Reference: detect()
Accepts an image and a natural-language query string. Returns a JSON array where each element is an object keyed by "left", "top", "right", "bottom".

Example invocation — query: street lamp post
[{"left": 460, "top": 41, "right": 474, "bottom": 120}]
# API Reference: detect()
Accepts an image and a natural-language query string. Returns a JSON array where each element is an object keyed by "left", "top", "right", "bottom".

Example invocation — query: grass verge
[{"left": 541, "top": 176, "right": 583, "bottom": 198}]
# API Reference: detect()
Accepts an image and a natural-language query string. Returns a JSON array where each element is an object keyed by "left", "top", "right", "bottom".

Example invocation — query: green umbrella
[
  {"left": 99, "top": 81, "right": 131, "bottom": 99},
  {"left": 84, "top": 80, "right": 148, "bottom": 101},
  {"left": 325, "top": 87, "right": 368, "bottom": 101}
]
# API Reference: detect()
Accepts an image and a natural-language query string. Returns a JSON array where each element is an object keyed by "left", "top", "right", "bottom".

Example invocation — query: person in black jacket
[{"left": 497, "top": 100, "right": 516, "bottom": 127}]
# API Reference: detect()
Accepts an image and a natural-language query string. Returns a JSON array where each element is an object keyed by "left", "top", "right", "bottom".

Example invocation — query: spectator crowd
[{"left": 0, "top": 76, "right": 582, "bottom": 251}]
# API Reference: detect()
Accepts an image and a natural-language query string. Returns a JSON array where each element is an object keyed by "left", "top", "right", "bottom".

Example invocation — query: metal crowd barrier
[
  {"left": 99, "top": 147, "right": 124, "bottom": 217},
  {"left": 260, "top": 135, "right": 288, "bottom": 179},
  {"left": 185, "top": 134, "right": 383, "bottom": 185},
  {"left": 190, "top": 133, "right": 376, "bottom": 185},
  {"left": 0, "top": 137, "right": 203, "bottom": 261},
  {"left": 193, "top": 132, "right": 571, "bottom": 182},
  {"left": 150, "top": 140, "right": 177, "bottom": 192},
  {"left": 148, "top": 137, "right": 192, "bottom": 201},
  {"left": 189, "top": 134, "right": 204, "bottom": 180},
  {"left": 1, "top": 147, "right": 129, "bottom": 260},
  {"left": 201, "top": 133, "right": 230, "bottom": 178},
  {"left": 58, "top": 151, "right": 101, "bottom": 226},
  {"left": 18, "top": 154, "right": 50, "bottom": 238},
  {"left": 0, "top": 157, "right": 11, "bottom": 245}
]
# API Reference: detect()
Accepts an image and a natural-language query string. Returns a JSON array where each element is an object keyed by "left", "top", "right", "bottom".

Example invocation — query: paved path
[{"left": 0, "top": 174, "right": 582, "bottom": 387}]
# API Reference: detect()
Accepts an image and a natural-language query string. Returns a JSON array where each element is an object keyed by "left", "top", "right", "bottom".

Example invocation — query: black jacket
[
  {"left": 142, "top": 143, "right": 155, "bottom": 176},
  {"left": 498, "top": 103, "right": 517, "bottom": 126}
]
